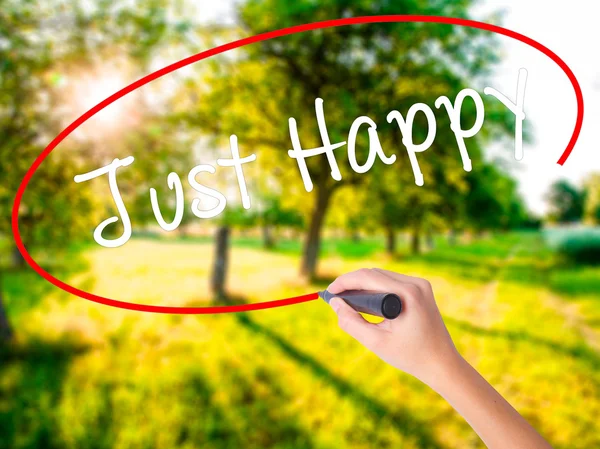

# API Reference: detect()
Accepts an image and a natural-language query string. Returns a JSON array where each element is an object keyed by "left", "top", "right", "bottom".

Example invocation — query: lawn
[{"left": 1, "top": 232, "right": 599, "bottom": 449}]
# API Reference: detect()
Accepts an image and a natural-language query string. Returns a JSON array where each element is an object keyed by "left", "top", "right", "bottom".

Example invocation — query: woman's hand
[
  {"left": 327, "top": 268, "right": 459, "bottom": 386},
  {"left": 327, "top": 267, "right": 553, "bottom": 449}
]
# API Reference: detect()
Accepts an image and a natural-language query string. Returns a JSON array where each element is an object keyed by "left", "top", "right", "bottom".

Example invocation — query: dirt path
[
  {"left": 494, "top": 243, "right": 600, "bottom": 354},
  {"left": 544, "top": 291, "right": 600, "bottom": 352}
]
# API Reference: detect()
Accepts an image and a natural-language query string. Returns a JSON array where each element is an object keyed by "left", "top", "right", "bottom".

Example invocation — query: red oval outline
[{"left": 12, "top": 15, "right": 584, "bottom": 314}]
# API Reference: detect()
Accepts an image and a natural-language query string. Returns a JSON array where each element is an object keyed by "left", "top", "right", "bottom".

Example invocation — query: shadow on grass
[
  {"left": 175, "top": 352, "right": 329, "bottom": 448},
  {"left": 446, "top": 317, "right": 600, "bottom": 372},
  {"left": 402, "top": 234, "right": 600, "bottom": 303},
  {"left": 175, "top": 370, "right": 247, "bottom": 448},
  {"left": 206, "top": 291, "right": 446, "bottom": 447},
  {"left": 218, "top": 292, "right": 447, "bottom": 449},
  {"left": 236, "top": 314, "right": 446, "bottom": 448},
  {"left": 546, "top": 265, "right": 600, "bottom": 298},
  {"left": 310, "top": 274, "right": 337, "bottom": 287},
  {"left": 0, "top": 338, "right": 92, "bottom": 449},
  {"left": 1, "top": 248, "right": 92, "bottom": 319},
  {"left": 223, "top": 364, "right": 324, "bottom": 448},
  {"left": 402, "top": 252, "right": 502, "bottom": 283}
]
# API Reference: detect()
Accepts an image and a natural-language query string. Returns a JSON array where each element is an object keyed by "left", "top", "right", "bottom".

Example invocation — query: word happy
[{"left": 75, "top": 69, "right": 527, "bottom": 248}]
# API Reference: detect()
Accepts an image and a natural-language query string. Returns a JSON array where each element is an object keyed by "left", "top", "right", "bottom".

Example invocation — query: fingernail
[{"left": 330, "top": 297, "right": 342, "bottom": 313}]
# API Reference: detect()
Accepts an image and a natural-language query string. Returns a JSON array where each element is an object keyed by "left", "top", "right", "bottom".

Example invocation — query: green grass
[
  {"left": 1, "top": 232, "right": 599, "bottom": 449},
  {"left": 136, "top": 233, "right": 391, "bottom": 259}
]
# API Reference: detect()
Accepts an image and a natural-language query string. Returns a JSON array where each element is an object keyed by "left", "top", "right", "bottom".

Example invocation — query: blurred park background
[{"left": 2, "top": 0, "right": 600, "bottom": 448}]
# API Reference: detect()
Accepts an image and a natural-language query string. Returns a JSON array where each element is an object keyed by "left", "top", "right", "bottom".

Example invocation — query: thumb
[{"left": 330, "top": 297, "right": 382, "bottom": 347}]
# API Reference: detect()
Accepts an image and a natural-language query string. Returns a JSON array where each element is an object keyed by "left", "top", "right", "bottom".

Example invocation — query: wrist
[{"left": 422, "top": 348, "right": 470, "bottom": 394}]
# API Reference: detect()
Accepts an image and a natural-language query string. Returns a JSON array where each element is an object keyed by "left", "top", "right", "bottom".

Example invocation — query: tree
[
  {"left": 186, "top": 0, "right": 506, "bottom": 277},
  {"left": 1, "top": 0, "right": 73, "bottom": 341},
  {"left": 259, "top": 195, "right": 303, "bottom": 248},
  {"left": 583, "top": 173, "right": 600, "bottom": 224},
  {"left": 211, "top": 226, "right": 230, "bottom": 300},
  {"left": 546, "top": 180, "right": 586, "bottom": 224},
  {"left": 0, "top": 0, "right": 189, "bottom": 341},
  {"left": 465, "top": 162, "right": 526, "bottom": 232},
  {"left": 368, "top": 117, "right": 473, "bottom": 255}
]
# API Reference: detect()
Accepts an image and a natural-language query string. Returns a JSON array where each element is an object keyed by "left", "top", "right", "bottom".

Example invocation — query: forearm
[
  {"left": 429, "top": 355, "right": 553, "bottom": 449},
  {"left": 328, "top": 269, "right": 553, "bottom": 447}
]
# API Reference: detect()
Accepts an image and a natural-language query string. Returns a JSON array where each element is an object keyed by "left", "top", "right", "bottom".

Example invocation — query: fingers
[
  {"left": 372, "top": 268, "right": 432, "bottom": 293},
  {"left": 328, "top": 268, "right": 423, "bottom": 306},
  {"left": 328, "top": 268, "right": 398, "bottom": 293},
  {"left": 330, "top": 297, "right": 384, "bottom": 346}
]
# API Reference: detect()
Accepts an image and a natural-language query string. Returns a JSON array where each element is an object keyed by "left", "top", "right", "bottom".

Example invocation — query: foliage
[
  {"left": 221, "top": 205, "right": 258, "bottom": 229},
  {"left": 0, "top": 0, "right": 197, "bottom": 340},
  {"left": 180, "top": 0, "right": 518, "bottom": 271},
  {"left": 0, "top": 0, "right": 192, "bottom": 254},
  {"left": 262, "top": 196, "right": 303, "bottom": 229},
  {"left": 546, "top": 226, "right": 600, "bottom": 265},
  {"left": 0, "top": 0, "right": 84, "bottom": 252},
  {"left": 583, "top": 173, "right": 600, "bottom": 224},
  {"left": 546, "top": 179, "right": 586, "bottom": 224},
  {"left": 465, "top": 161, "right": 527, "bottom": 231}
]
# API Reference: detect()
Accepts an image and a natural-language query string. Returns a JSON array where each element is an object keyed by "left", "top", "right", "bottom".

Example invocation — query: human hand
[
  {"left": 328, "top": 268, "right": 554, "bottom": 449},
  {"left": 327, "top": 268, "right": 460, "bottom": 387}
]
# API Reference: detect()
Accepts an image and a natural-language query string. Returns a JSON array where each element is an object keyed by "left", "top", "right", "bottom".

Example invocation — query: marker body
[{"left": 319, "top": 290, "right": 402, "bottom": 319}]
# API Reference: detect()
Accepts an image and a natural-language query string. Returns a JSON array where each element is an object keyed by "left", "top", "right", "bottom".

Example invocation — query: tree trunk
[
  {"left": 0, "top": 275, "right": 12, "bottom": 342},
  {"left": 300, "top": 186, "right": 332, "bottom": 280},
  {"left": 262, "top": 224, "right": 275, "bottom": 249},
  {"left": 411, "top": 226, "right": 421, "bottom": 255},
  {"left": 211, "top": 226, "right": 230, "bottom": 301},
  {"left": 448, "top": 229, "right": 457, "bottom": 246},
  {"left": 426, "top": 231, "right": 435, "bottom": 250},
  {"left": 385, "top": 226, "right": 396, "bottom": 255},
  {"left": 12, "top": 245, "right": 24, "bottom": 268}
]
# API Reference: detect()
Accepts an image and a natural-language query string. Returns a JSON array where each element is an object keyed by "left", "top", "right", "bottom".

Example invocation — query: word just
[{"left": 75, "top": 69, "right": 527, "bottom": 248}]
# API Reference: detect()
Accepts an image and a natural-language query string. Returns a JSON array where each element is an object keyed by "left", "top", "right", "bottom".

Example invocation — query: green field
[{"left": 1, "top": 232, "right": 599, "bottom": 449}]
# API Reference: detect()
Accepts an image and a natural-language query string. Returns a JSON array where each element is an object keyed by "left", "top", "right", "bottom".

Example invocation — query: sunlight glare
[{"left": 62, "top": 63, "right": 141, "bottom": 140}]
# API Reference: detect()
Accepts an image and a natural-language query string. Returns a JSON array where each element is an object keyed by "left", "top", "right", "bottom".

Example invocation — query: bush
[{"left": 546, "top": 226, "right": 600, "bottom": 264}]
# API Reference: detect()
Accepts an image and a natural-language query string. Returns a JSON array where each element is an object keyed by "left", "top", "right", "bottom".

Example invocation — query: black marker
[{"left": 319, "top": 290, "right": 402, "bottom": 319}]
